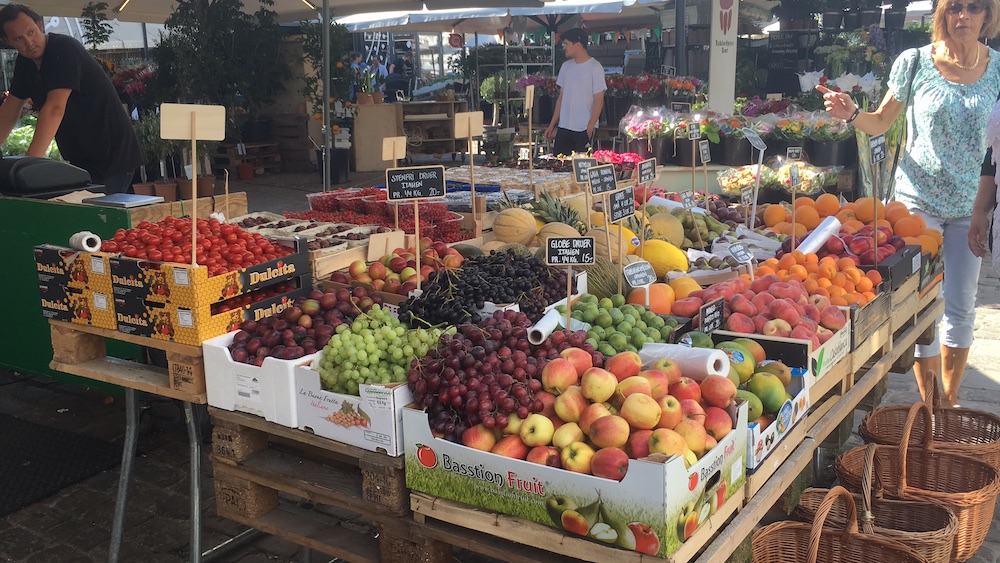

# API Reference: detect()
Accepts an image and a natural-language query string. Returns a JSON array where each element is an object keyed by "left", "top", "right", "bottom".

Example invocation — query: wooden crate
[
  {"left": 48, "top": 319, "right": 207, "bottom": 403},
  {"left": 208, "top": 408, "right": 441, "bottom": 562}
]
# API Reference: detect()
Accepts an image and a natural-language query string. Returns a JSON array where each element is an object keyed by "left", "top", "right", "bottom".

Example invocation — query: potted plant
[
  {"left": 806, "top": 116, "right": 857, "bottom": 166},
  {"left": 844, "top": 0, "right": 862, "bottom": 29},
  {"left": 859, "top": 0, "right": 882, "bottom": 28},
  {"left": 717, "top": 114, "right": 752, "bottom": 165},
  {"left": 884, "top": 0, "right": 908, "bottom": 29},
  {"left": 603, "top": 74, "right": 634, "bottom": 128},
  {"left": 633, "top": 72, "right": 664, "bottom": 106},
  {"left": 356, "top": 67, "right": 376, "bottom": 104},
  {"left": 822, "top": 0, "right": 845, "bottom": 30},
  {"left": 674, "top": 115, "right": 723, "bottom": 166},
  {"left": 516, "top": 73, "right": 557, "bottom": 125}
]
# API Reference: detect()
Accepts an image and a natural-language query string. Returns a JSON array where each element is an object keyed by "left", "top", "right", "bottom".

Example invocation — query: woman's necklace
[{"left": 946, "top": 44, "right": 981, "bottom": 71}]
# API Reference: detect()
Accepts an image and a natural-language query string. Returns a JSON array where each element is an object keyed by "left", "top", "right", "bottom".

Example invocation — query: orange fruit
[
  {"left": 778, "top": 253, "right": 797, "bottom": 270},
  {"left": 836, "top": 209, "right": 858, "bottom": 223},
  {"left": 794, "top": 197, "right": 816, "bottom": 209},
  {"left": 815, "top": 193, "right": 841, "bottom": 217},
  {"left": 884, "top": 202, "right": 910, "bottom": 225},
  {"left": 916, "top": 234, "right": 939, "bottom": 257},
  {"left": 865, "top": 269, "right": 883, "bottom": 285},
  {"left": 771, "top": 221, "right": 789, "bottom": 235},
  {"left": 903, "top": 236, "right": 923, "bottom": 248},
  {"left": 763, "top": 204, "right": 788, "bottom": 227},
  {"left": 837, "top": 257, "right": 857, "bottom": 270},
  {"left": 783, "top": 223, "right": 807, "bottom": 238},
  {"left": 923, "top": 228, "right": 943, "bottom": 246},
  {"left": 788, "top": 264, "right": 809, "bottom": 281},
  {"left": 669, "top": 276, "right": 702, "bottom": 299},
  {"left": 794, "top": 206, "right": 821, "bottom": 230},
  {"left": 893, "top": 216, "right": 923, "bottom": 238},
  {"left": 910, "top": 213, "right": 927, "bottom": 230},
  {"left": 854, "top": 197, "right": 885, "bottom": 223},
  {"left": 876, "top": 218, "right": 893, "bottom": 230},
  {"left": 856, "top": 277, "right": 874, "bottom": 293},
  {"left": 841, "top": 219, "right": 864, "bottom": 233}
]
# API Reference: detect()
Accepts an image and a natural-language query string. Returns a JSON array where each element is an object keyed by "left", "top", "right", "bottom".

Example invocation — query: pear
[{"left": 600, "top": 503, "right": 636, "bottom": 550}]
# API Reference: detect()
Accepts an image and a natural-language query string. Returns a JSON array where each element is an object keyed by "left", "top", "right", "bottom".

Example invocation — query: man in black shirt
[{"left": 0, "top": 3, "right": 142, "bottom": 193}]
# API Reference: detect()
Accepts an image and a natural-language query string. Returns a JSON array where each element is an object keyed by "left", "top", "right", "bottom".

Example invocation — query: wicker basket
[
  {"left": 859, "top": 382, "right": 1000, "bottom": 472},
  {"left": 836, "top": 403, "right": 1000, "bottom": 561},
  {"left": 794, "top": 445, "right": 958, "bottom": 563},
  {"left": 752, "top": 486, "right": 928, "bottom": 562}
]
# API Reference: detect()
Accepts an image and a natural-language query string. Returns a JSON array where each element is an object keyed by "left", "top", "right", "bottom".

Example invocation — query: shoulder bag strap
[{"left": 884, "top": 49, "right": 920, "bottom": 202}]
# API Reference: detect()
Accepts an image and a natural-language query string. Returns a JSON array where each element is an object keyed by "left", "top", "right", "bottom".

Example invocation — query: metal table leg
[
  {"left": 108, "top": 388, "right": 139, "bottom": 563},
  {"left": 184, "top": 401, "right": 202, "bottom": 563}
]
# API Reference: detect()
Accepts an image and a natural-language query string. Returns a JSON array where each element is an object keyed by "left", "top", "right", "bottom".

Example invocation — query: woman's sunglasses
[{"left": 945, "top": 3, "right": 987, "bottom": 14}]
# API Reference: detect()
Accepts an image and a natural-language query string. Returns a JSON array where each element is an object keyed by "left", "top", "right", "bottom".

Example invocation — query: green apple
[{"left": 545, "top": 495, "right": 577, "bottom": 526}]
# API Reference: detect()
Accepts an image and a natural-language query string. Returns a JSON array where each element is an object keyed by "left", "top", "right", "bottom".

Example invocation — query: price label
[
  {"left": 524, "top": 85, "right": 534, "bottom": 110},
  {"left": 546, "top": 237, "right": 596, "bottom": 266},
  {"left": 766, "top": 93, "right": 783, "bottom": 101},
  {"left": 573, "top": 157, "right": 598, "bottom": 183},
  {"left": 740, "top": 186, "right": 754, "bottom": 208},
  {"left": 623, "top": 261, "right": 657, "bottom": 288},
  {"left": 729, "top": 242, "right": 754, "bottom": 263},
  {"left": 518, "top": 147, "right": 531, "bottom": 161},
  {"left": 687, "top": 125, "right": 701, "bottom": 141},
  {"left": 743, "top": 128, "right": 767, "bottom": 151},
  {"left": 789, "top": 165, "right": 801, "bottom": 192},
  {"left": 870, "top": 134, "right": 887, "bottom": 164},
  {"left": 671, "top": 102, "right": 691, "bottom": 113},
  {"left": 699, "top": 139, "right": 712, "bottom": 164},
  {"left": 786, "top": 146, "right": 802, "bottom": 160},
  {"left": 385, "top": 165, "right": 446, "bottom": 201},
  {"left": 637, "top": 158, "right": 657, "bottom": 184},
  {"left": 662, "top": 65, "right": 677, "bottom": 76},
  {"left": 587, "top": 163, "right": 618, "bottom": 195},
  {"left": 681, "top": 190, "right": 695, "bottom": 211},
  {"left": 699, "top": 297, "right": 725, "bottom": 334},
  {"left": 608, "top": 186, "right": 636, "bottom": 223}
]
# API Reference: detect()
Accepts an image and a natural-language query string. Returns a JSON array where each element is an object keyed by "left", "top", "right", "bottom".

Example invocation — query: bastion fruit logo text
[{"left": 719, "top": 0, "right": 733, "bottom": 35}]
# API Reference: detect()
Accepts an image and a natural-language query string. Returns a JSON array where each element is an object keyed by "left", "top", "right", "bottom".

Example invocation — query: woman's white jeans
[{"left": 911, "top": 209, "right": 981, "bottom": 357}]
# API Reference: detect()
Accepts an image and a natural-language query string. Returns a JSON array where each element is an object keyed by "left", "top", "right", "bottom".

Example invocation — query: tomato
[
  {"left": 148, "top": 249, "right": 163, "bottom": 261},
  {"left": 104, "top": 241, "right": 119, "bottom": 252}
]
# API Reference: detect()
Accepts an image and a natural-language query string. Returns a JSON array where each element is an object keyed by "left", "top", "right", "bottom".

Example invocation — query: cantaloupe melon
[
  {"left": 482, "top": 240, "right": 507, "bottom": 254},
  {"left": 492, "top": 208, "right": 536, "bottom": 245},
  {"left": 587, "top": 228, "right": 624, "bottom": 263},
  {"left": 537, "top": 222, "right": 582, "bottom": 248},
  {"left": 642, "top": 239, "right": 688, "bottom": 276},
  {"left": 648, "top": 212, "right": 685, "bottom": 246}
]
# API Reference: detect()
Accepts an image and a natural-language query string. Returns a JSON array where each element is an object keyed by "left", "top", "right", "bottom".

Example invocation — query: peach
[
  {"left": 751, "top": 291, "right": 776, "bottom": 312},
  {"left": 752, "top": 314, "right": 771, "bottom": 334},
  {"left": 625, "top": 429, "right": 654, "bottom": 459},
  {"left": 560, "top": 347, "right": 594, "bottom": 377},
  {"left": 680, "top": 398, "right": 706, "bottom": 422},
  {"left": 808, "top": 294, "right": 832, "bottom": 310},
  {"left": 674, "top": 419, "right": 709, "bottom": 456},
  {"left": 668, "top": 377, "right": 702, "bottom": 403},
  {"left": 768, "top": 282, "right": 800, "bottom": 301},
  {"left": 762, "top": 318, "right": 792, "bottom": 338},
  {"left": 769, "top": 299, "right": 801, "bottom": 326},
  {"left": 638, "top": 369, "right": 674, "bottom": 399},
  {"left": 703, "top": 406, "right": 733, "bottom": 440},
  {"left": 750, "top": 273, "right": 781, "bottom": 294},
  {"left": 796, "top": 317, "right": 818, "bottom": 333},
  {"left": 701, "top": 374, "right": 737, "bottom": 409},
  {"left": 620, "top": 393, "right": 662, "bottom": 430},
  {"left": 741, "top": 289, "right": 756, "bottom": 301},
  {"left": 803, "top": 303, "right": 821, "bottom": 324},
  {"left": 578, "top": 403, "right": 612, "bottom": 434},
  {"left": 541, "top": 358, "right": 579, "bottom": 395},
  {"left": 725, "top": 312, "right": 755, "bottom": 333},
  {"left": 491, "top": 435, "right": 530, "bottom": 459},
  {"left": 588, "top": 415, "right": 631, "bottom": 449},
  {"left": 729, "top": 294, "right": 758, "bottom": 317},
  {"left": 790, "top": 324, "right": 816, "bottom": 343},
  {"left": 591, "top": 447, "right": 630, "bottom": 481},
  {"left": 819, "top": 305, "right": 847, "bottom": 331},
  {"left": 816, "top": 326, "right": 835, "bottom": 344},
  {"left": 729, "top": 277, "right": 749, "bottom": 293},
  {"left": 671, "top": 296, "right": 704, "bottom": 318},
  {"left": 605, "top": 351, "right": 643, "bottom": 381}
]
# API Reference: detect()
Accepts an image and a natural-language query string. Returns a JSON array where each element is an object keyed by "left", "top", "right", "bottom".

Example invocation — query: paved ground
[{"left": 3, "top": 171, "right": 1000, "bottom": 562}]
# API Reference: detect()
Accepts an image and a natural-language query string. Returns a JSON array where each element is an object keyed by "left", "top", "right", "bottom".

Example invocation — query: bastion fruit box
[
  {"left": 37, "top": 282, "right": 116, "bottom": 330},
  {"left": 294, "top": 359, "right": 412, "bottom": 456},
  {"left": 114, "top": 276, "right": 310, "bottom": 346},
  {"left": 109, "top": 237, "right": 309, "bottom": 308},
  {"left": 404, "top": 401, "right": 747, "bottom": 558},
  {"left": 203, "top": 331, "right": 320, "bottom": 428}
]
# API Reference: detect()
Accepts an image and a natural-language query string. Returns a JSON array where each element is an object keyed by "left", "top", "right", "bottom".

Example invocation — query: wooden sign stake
[
  {"left": 456, "top": 112, "right": 484, "bottom": 235},
  {"left": 526, "top": 85, "right": 536, "bottom": 197},
  {"left": 383, "top": 136, "right": 407, "bottom": 230},
  {"left": 603, "top": 194, "right": 613, "bottom": 262},
  {"left": 223, "top": 169, "right": 230, "bottom": 218},
  {"left": 618, "top": 227, "right": 624, "bottom": 295},
  {"left": 566, "top": 266, "right": 573, "bottom": 332}
]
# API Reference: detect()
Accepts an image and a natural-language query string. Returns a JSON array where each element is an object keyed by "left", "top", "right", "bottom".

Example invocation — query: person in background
[
  {"left": 390, "top": 50, "right": 413, "bottom": 77},
  {"left": 819, "top": 0, "right": 1000, "bottom": 407},
  {"left": 0, "top": 3, "right": 142, "bottom": 194},
  {"left": 349, "top": 52, "right": 366, "bottom": 102},
  {"left": 544, "top": 27, "right": 606, "bottom": 156},
  {"left": 369, "top": 53, "right": 388, "bottom": 92},
  {"left": 385, "top": 65, "right": 411, "bottom": 102}
]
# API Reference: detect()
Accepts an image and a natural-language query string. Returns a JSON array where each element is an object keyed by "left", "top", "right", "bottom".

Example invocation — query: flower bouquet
[
  {"left": 717, "top": 164, "right": 775, "bottom": 195},
  {"left": 633, "top": 72, "right": 664, "bottom": 101},
  {"left": 665, "top": 75, "right": 704, "bottom": 101},
  {"left": 604, "top": 73, "right": 637, "bottom": 128},
  {"left": 516, "top": 72, "right": 557, "bottom": 96},
  {"left": 715, "top": 114, "right": 754, "bottom": 165}
]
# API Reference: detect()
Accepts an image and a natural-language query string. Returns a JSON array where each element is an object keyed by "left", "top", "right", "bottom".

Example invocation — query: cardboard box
[
  {"left": 34, "top": 245, "right": 112, "bottom": 293},
  {"left": 864, "top": 245, "right": 921, "bottom": 291},
  {"left": 919, "top": 251, "right": 943, "bottom": 291},
  {"left": 115, "top": 279, "right": 310, "bottom": 345},
  {"left": 848, "top": 288, "right": 890, "bottom": 350},
  {"left": 295, "top": 361, "right": 412, "bottom": 455},
  {"left": 37, "top": 282, "right": 116, "bottom": 330},
  {"left": 109, "top": 237, "right": 309, "bottom": 308},
  {"left": 203, "top": 331, "right": 319, "bottom": 428},
  {"left": 404, "top": 401, "right": 747, "bottom": 558}
]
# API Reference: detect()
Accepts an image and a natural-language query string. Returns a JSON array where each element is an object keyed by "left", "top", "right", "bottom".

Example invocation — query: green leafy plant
[
  {"left": 80, "top": 2, "right": 113, "bottom": 52},
  {"left": 298, "top": 19, "right": 352, "bottom": 117},
  {"left": 3, "top": 114, "right": 60, "bottom": 159}
]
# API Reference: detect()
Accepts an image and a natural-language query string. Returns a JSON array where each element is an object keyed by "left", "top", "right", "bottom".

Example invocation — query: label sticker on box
[
  {"left": 90, "top": 255, "right": 106, "bottom": 275},
  {"left": 93, "top": 292, "right": 108, "bottom": 311},
  {"left": 177, "top": 308, "right": 194, "bottom": 328},
  {"left": 236, "top": 373, "right": 262, "bottom": 403},
  {"left": 173, "top": 268, "right": 191, "bottom": 287},
  {"left": 731, "top": 457, "right": 744, "bottom": 484},
  {"left": 363, "top": 430, "right": 391, "bottom": 446},
  {"left": 912, "top": 252, "right": 921, "bottom": 275},
  {"left": 365, "top": 392, "right": 393, "bottom": 411}
]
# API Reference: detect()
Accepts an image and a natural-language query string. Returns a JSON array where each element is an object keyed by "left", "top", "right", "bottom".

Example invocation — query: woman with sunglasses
[{"left": 818, "top": 1, "right": 1000, "bottom": 407}]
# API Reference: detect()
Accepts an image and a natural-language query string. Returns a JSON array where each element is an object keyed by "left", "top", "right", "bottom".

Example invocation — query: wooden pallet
[
  {"left": 208, "top": 408, "right": 444, "bottom": 562},
  {"left": 411, "top": 489, "right": 743, "bottom": 563},
  {"left": 48, "top": 319, "right": 206, "bottom": 403},
  {"left": 214, "top": 143, "right": 282, "bottom": 176}
]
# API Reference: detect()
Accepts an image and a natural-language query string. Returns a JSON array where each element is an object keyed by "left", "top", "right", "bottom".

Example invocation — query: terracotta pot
[
  {"left": 372, "top": 92, "right": 383, "bottom": 104},
  {"left": 237, "top": 163, "right": 254, "bottom": 181},
  {"left": 177, "top": 178, "right": 194, "bottom": 200},
  {"left": 356, "top": 92, "right": 374, "bottom": 105},
  {"left": 153, "top": 181, "right": 177, "bottom": 202},
  {"left": 197, "top": 175, "right": 216, "bottom": 197},
  {"left": 131, "top": 182, "right": 155, "bottom": 195}
]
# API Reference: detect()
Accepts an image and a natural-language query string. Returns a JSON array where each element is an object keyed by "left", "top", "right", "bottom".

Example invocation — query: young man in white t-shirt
[{"left": 544, "top": 28, "right": 606, "bottom": 156}]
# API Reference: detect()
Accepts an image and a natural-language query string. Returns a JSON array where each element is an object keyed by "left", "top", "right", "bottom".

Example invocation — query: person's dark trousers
[
  {"left": 553, "top": 127, "right": 592, "bottom": 156},
  {"left": 102, "top": 171, "right": 135, "bottom": 194}
]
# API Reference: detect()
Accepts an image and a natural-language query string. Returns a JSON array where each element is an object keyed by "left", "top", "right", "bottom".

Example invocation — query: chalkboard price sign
[
  {"left": 742, "top": 128, "right": 767, "bottom": 151},
  {"left": 546, "top": 237, "right": 596, "bottom": 266},
  {"left": 587, "top": 164, "right": 618, "bottom": 195},
  {"left": 385, "top": 165, "right": 446, "bottom": 201},
  {"left": 638, "top": 158, "right": 657, "bottom": 184},
  {"left": 608, "top": 186, "right": 636, "bottom": 223},
  {"left": 699, "top": 139, "right": 712, "bottom": 164},
  {"left": 741, "top": 186, "right": 754, "bottom": 208},
  {"left": 687, "top": 125, "right": 702, "bottom": 141},
  {"left": 623, "top": 261, "right": 657, "bottom": 288},
  {"left": 870, "top": 134, "right": 887, "bottom": 164},
  {"left": 700, "top": 297, "right": 725, "bottom": 334},
  {"left": 729, "top": 242, "right": 754, "bottom": 263},
  {"left": 786, "top": 146, "right": 802, "bottom": 160},
  {"left": 681, "top": 190, "right": 695, "bottom": 211},
  {"left": 573, "top": 157, "right": 598, "bottom": 183},
  {"left": 789, "top": 165, "right": 801, "bottom": 191},
  {"left": 670, "top": 102, "right": 690, "bottom": 113}
]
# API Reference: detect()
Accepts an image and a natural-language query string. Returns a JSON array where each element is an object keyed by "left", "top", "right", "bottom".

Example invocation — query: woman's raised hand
[{"left": 816, "top": 85, "right": 856, "bottom": 121}]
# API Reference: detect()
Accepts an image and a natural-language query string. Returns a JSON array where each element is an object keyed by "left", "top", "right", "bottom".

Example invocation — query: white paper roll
[
  {"left": 796, "top": 216, "right": 842, "bottom": 255},
  {"left": 648, "top": 195, "right": 707, "bottom": 214},
  {"left": 69, "top": 231, "right": 102, "bottom": 252},
  {"left": 528, "top": 309, "right": 591, "bottom": 345},
  {"left": 638, "top": 343, "right": 728, "bottom": 382}
]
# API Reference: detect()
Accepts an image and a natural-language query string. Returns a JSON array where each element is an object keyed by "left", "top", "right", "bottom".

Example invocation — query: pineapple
[
  {"left": 623, "top": 215, "right": 656, "bottom": 243},
  {"left": 528, "top": 192, "right": 585, "bottom": 233}
]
